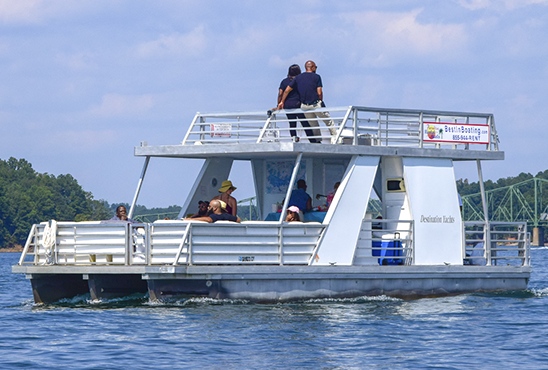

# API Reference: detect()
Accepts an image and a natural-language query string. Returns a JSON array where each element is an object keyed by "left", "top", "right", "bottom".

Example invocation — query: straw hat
[
  {"left": 218, "top": 180, "right": 236, "bottom": 193},
  {"left": 218, "top": 200, "right": 227, "bottom": 211}
]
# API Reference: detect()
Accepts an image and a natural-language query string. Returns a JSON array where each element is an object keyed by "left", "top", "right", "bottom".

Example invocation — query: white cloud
[
  {"left": 0, "top": 0, "right": 44, "bottom": 23},
  {"left": 457, "top": 0, "right": 548, "bottom": 10},
  {"left": 0, "top": 0, "right": 99, "bottom": 24},
  {"left": 268, "top": 54, "right": 315, "bottom": 69},
  {"left": 136, "top": 26, "right": 207, "bottom": 58},
  {"left": 339, "top": 9, "right": 468, "bottom": 66},
  {"left": 90, "top": 94, "right": 154, "bottom": 117},
  {"left": 457, "top": 0, "right": 492, "bottom": 10}
]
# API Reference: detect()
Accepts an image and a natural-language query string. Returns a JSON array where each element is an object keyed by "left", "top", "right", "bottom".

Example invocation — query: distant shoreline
[{"left": 0, "top": 246, "right": 24, "bottom": 253}]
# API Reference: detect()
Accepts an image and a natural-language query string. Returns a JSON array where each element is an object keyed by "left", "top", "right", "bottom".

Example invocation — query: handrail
[
  {"left": 463, "top": 221, "right": 529, "bottom": 266},
  {"left": 18, "top": 223, "right": 37, "bottom": 265},
  {"left": 172, "top": 223, "right": 191, "bottom": 265},
  {"left": 357, "top": 219, "right": 414, "bottom": 265},
  {"left": 20, "top": 219, "right": 527, "bottom": 267},
  {"left": 180, "top": 106, "right": 498, "bottom": 151},
  {"left": 22, "top": 221, "right": 326, "bottom": 267}
]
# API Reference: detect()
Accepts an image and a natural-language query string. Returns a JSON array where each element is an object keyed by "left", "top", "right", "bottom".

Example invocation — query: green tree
[{"left": 0, "top": 157, "right": 111, "bottom": 248}]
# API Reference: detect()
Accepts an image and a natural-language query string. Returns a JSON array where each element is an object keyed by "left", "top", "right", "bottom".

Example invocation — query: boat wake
[
  {"left": 529, "top": 287, "right": 548, "bottom": 297},
  {"left": 303, "top": 295, "right": 402, "bottom": 304},
  {"left": 146, "top": 297, "right": 251, "bottom": 306}
]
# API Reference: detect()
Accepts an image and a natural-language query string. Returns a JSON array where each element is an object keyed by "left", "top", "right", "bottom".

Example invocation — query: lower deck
[
  {"left": 14, "top": 264, "right": 531, "bottom": 303},
  {"left": 13, "top": 216, "right": 531, "bottom": 303}
]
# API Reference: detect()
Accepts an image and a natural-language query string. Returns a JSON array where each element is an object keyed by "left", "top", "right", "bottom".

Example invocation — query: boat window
[{"left": 386, "top": 178, "right": 405, "bottom": 192}]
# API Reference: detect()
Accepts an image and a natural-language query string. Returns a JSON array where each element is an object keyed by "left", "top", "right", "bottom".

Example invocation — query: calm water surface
[{"left": 1, "top": 250, "right": 548, "bottom": 369}]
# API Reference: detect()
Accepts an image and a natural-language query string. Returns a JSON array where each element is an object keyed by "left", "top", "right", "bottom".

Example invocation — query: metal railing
[
  {"left": 463, "top": 221, "right": 530, "bottom": 266},
  {"left": 355, "top": 219, "right": 414, "bottom": 265},
  {"left": 18, "top": 222, "right": 149, "bottom": 266},
  {"left": 181, "top": 106, "right": 498, "bottom": 151},
  {"left": 18, "top": 220, "right": 325, "bottom": 267},
  {"left": 18, "top": 219, "right": 528, "bottom": 268}
]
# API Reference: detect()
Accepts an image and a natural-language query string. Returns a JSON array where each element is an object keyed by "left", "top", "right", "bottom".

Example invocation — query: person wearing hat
[
  {"left": 185, "top": 199, "right": 241, "bottom": 223},
  {"left": 190, "top": 200, "right": 209, "bottom": 218},
  {"left": 211, "top": 180, "right": 237, "bottom": 216},
  {"left": 285, "top": 206, "right": 301, "bottom": 222}
]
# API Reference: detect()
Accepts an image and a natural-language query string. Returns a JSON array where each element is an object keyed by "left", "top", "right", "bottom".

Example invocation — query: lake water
[{"left": 1, "top": 250, "right": 548, "bottom": 369}]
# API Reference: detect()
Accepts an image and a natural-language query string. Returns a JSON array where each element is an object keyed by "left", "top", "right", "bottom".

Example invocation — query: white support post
[
  {"left": 279, "top": 153, "right": 303, "bottom": 223},
  {"left": 129, "top": 156, "right": 150, "bottom": 219},
  {"left": 477, "top": 159, "right": 491, "bottom": 265}
]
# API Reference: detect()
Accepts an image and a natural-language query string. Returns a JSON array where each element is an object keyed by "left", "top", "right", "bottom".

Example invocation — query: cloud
[
  {"left": 457, "top": 0, "right": 548, "bottom": 10},
  {"left": 339, "top": 9, "right": 468, "bottom": 67},
  {"left": 136, "top": 26, "right": 207, "bottom": 58},
  {"left": 0, "top": 0, "right": 98, "bottom": 24},
  {"left": 0, "top": 0, "right": 44, "bottom": 23},
  {"left": 268, "top": 54, "right": 315, "bottom": 69},
  {"left": 90, "top": 94, "right": 154, "bottom": 117}
]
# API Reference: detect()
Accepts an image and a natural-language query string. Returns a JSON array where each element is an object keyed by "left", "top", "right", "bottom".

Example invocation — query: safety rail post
[
  {"left": 419, "top": 112, "right": 424, "bottom": 148},
  {"left": 526, "top": 226, "right": 531, "bottom": 266},
  {"left": 147, "top": 223, "right": 153, "bottom": 265},
  {"left": 257, "top": 111, "right": 276, "bottom": 143},
  {"left": 173, "top": 223, "right": 191, "bottom": 266},
  {"left": 236, "top": 116, "right": 241, "bottom": 142},
  {"left": 332, "top": 106, "right": 353, "bottom": 145},
  {"left": 125, "top": 223, "right": 130, "bottom": 266},
  {"left": 278, "top": 224, "right": 283, "bottom": 265},
  {"left": 188, "top": 225, "right": 193, "bottom": 266},
  {"left": 352, "top": 107, "right": 358, "bottom": 145},
  {"left": 181, "top": 112, "right": 201, "bottom": 145},
  {"left": 409, "top": 221, "right": 415, "bottom": 265}
]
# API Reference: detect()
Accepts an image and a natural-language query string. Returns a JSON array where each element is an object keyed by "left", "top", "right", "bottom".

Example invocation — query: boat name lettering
[
  {"left": 420, "top": 215, "right": 455, "bottom": 223},
  {"left": 239, "top": 256, "right": 255, "bottom": 262}
]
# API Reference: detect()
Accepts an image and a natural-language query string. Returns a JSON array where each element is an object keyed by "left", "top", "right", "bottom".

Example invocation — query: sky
[{"left": 1, "top": 0, "right": 547, "bottom": 207}]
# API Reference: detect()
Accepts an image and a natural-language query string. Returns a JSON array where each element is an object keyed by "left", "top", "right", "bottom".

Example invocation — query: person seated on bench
[
  {"left": 104, "top": 205, "right": 138, "bottom": 223},
  {"left": 285, "top": 179, "right": 312, "bottom": 213},
  {"left": 285, "top": 206, "right": 301, "bottom": 222},
  {"left": 185, "top": 200, "right": 241, "bottom": 223},
  {"left": 189, "top": 200, "right": 209, "bottom": 218}
]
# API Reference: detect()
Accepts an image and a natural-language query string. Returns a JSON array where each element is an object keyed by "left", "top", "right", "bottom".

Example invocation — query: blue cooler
[{"left": 372, "top": 240, "right": 403, "bottom": 265}]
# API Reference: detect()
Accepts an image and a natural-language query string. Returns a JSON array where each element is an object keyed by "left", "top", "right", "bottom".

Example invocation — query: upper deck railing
[{"left": 181, "top": 106, "right": 499, "bottom": 151}]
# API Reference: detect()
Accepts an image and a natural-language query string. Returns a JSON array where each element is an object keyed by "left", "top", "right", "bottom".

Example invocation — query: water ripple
[{"left": 2, "top": 250, "right": 548, "bottom": 369}]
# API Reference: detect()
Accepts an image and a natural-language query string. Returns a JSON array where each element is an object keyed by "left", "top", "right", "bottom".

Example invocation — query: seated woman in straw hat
[{"left": 211, "top": 180, "right": 238, "bottom": 216}]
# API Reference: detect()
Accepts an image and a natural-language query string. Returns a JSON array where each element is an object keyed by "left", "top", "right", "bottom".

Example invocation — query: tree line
[
  {"left": 3, "top": 156, "right": 548, "bottom": 248},
  {"left": 0, "top": 157, "right": 178, "bottom": 249}
]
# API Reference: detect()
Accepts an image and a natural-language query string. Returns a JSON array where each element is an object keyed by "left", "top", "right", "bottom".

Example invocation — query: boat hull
[
  {"left": 14, "top": 265, "right": 531, "bottom": 303},
  {"left": 144, "top": 265, "right": 531, "bottom": 302}
]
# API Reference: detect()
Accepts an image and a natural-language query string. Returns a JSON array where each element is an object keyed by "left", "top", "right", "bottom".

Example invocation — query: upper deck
[{"left": 135, "top": 106, "right": 503, "bottom": 161}]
